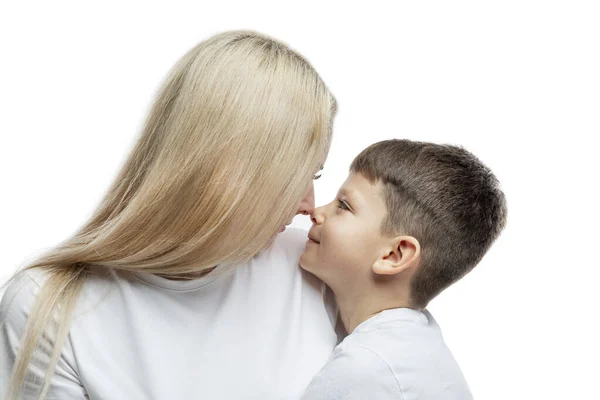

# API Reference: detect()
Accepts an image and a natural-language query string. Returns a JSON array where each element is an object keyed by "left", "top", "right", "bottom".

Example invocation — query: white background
[{"left": 1, "top": 1, "right": 598, "bottom": 398}]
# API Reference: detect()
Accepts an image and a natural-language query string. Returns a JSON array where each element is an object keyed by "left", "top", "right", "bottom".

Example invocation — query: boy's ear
[{"left": 372, "top": 236, "right": 421, "bottom": 276}]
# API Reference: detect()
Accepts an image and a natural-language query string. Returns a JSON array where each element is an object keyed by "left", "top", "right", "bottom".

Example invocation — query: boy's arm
[{"left": 301, "top": 345, "right": 401, "bottom": 400}]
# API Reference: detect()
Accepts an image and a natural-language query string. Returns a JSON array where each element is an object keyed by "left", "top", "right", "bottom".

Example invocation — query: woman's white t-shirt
[{"left": 0, "top": 228, "right": 338, "bottom": 399}]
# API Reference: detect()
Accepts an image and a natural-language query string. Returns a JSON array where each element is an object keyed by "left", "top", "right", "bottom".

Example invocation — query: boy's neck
[{"left": 334, "top": 287, "right": 415, "bottom": 334}]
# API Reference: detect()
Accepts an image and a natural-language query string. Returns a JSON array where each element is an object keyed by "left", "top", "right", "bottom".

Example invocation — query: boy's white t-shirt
[
  {"left": 301, "top": 308, "right": 473, "bottom": 400},
  {"left": 0, "top": 228, "right": 339, "bottom": 399}
]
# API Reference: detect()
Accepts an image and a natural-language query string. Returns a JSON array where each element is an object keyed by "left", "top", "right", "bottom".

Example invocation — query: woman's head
[
  {"left": 2, "top": 30, "right": 337, "bottom": 399},
  {"left": 77, "top": 30, "right": 337, "bottom": 274}
]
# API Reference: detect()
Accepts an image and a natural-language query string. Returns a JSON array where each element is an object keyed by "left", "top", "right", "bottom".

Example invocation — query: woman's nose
[{"left": 296, "top": 184, "right": 315, "bottom": 216}]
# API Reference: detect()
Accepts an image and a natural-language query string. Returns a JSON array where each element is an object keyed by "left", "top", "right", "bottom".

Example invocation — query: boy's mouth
[{"left": 308, "top": 234, "right": 320, "bottom": 244}]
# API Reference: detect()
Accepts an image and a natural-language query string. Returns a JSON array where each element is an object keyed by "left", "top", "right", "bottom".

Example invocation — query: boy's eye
[{"left": 337, "top": 200, "right": 350, "bottom": 211}]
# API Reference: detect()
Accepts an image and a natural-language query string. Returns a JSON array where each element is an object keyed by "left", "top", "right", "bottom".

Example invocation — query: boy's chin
[
  {"left": 299, "top": 254, "right": 324, "bottom": 281},
  {"left": 299, "top": 258, "right": 330, "bottom": 287},
  {"left": 298, "top": 253, "right": 312, "bottom": 272}
]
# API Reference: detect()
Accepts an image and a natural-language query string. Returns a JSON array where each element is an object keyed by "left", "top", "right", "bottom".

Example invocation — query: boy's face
[{"left": 299, "top": 172, "right": 390, "bottom": 286}]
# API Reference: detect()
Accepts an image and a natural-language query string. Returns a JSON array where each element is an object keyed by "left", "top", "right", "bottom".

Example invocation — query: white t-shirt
[
  {"left": 1, "top": 228, "right": 338, "bottom": 399},
  {"left": 301, "top": 308, "right": 473, "bottom": 400}
]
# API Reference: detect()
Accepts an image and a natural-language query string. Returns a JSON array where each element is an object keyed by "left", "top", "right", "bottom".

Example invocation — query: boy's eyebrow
[{"left": 338, "top": 187, "right": 360, "bottom": 206}]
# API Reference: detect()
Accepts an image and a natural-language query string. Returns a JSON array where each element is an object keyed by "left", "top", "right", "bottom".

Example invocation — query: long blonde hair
[{"left": 2, "top": 30, "right": 337, "bottom": 399}]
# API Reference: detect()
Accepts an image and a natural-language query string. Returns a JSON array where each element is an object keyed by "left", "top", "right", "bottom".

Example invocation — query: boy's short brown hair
[{"left": 351, "top": 139, "right": 507, "bottom": 308}]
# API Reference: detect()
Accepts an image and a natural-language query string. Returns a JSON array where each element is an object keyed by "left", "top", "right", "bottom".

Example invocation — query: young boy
[{"left": 299, "top": 139, "right": 507, "bottom": 400}]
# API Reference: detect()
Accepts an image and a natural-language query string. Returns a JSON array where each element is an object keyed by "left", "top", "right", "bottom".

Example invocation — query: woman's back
[{"left": 1, "top": 228, "right": 338, "bottom": 399}]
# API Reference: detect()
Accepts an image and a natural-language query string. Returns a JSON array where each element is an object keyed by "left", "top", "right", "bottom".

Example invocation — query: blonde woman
[{"left": 0, "top": 31, "right": 338, "bottom": 399}]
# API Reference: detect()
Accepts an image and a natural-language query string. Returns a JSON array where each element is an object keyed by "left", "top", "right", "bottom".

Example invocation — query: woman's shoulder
[
  {"left": 0, "top": 266, "right": 115, "bottom": 330},
  {"left": 247, "top": 227, "right": 311, "bottom": 277},
  {"left": 269, "top": 227, "right": 309, "bottom": 260},
  {"left": 0, "top": 268, "right": 46, "bottom": 336}
]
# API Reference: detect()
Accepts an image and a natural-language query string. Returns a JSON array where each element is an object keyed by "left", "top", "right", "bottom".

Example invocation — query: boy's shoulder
[
  {"left": 301, "top": 309, "right": 473, "bottom": 400},
  {"left": 302, "top": 341, "right": 401, "bottom": 399},
  {"left": 342, "top": 308, "right": 440, "bottom": 358},
  {"left": 302, "top": 310, "right": 426, "bottom": 399}
]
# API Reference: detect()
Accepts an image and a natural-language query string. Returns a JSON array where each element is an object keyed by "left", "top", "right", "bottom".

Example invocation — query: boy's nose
[
  {"left": 296, "top": 184, "right": 315, "bottom": 216},
  {"left": 310, "top": 205, "right": 326, "bottom": 225}
]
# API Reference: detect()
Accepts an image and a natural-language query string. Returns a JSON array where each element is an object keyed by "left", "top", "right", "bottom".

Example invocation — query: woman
[{"left": 1, "top": 30, "right": 338, "bottom": 399}]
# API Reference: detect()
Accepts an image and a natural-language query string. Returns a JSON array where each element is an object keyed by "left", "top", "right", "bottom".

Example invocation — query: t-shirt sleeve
[
  {"left": 0, "top": 271, "right": 88, "bottom": 399},
  {"left": 301, "top": 344, "right": 402, "bottom": 400}
]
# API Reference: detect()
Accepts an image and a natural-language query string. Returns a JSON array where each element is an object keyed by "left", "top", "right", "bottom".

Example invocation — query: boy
[{"left": 300, "top": 139, "right": 507, "bottom": 399}]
